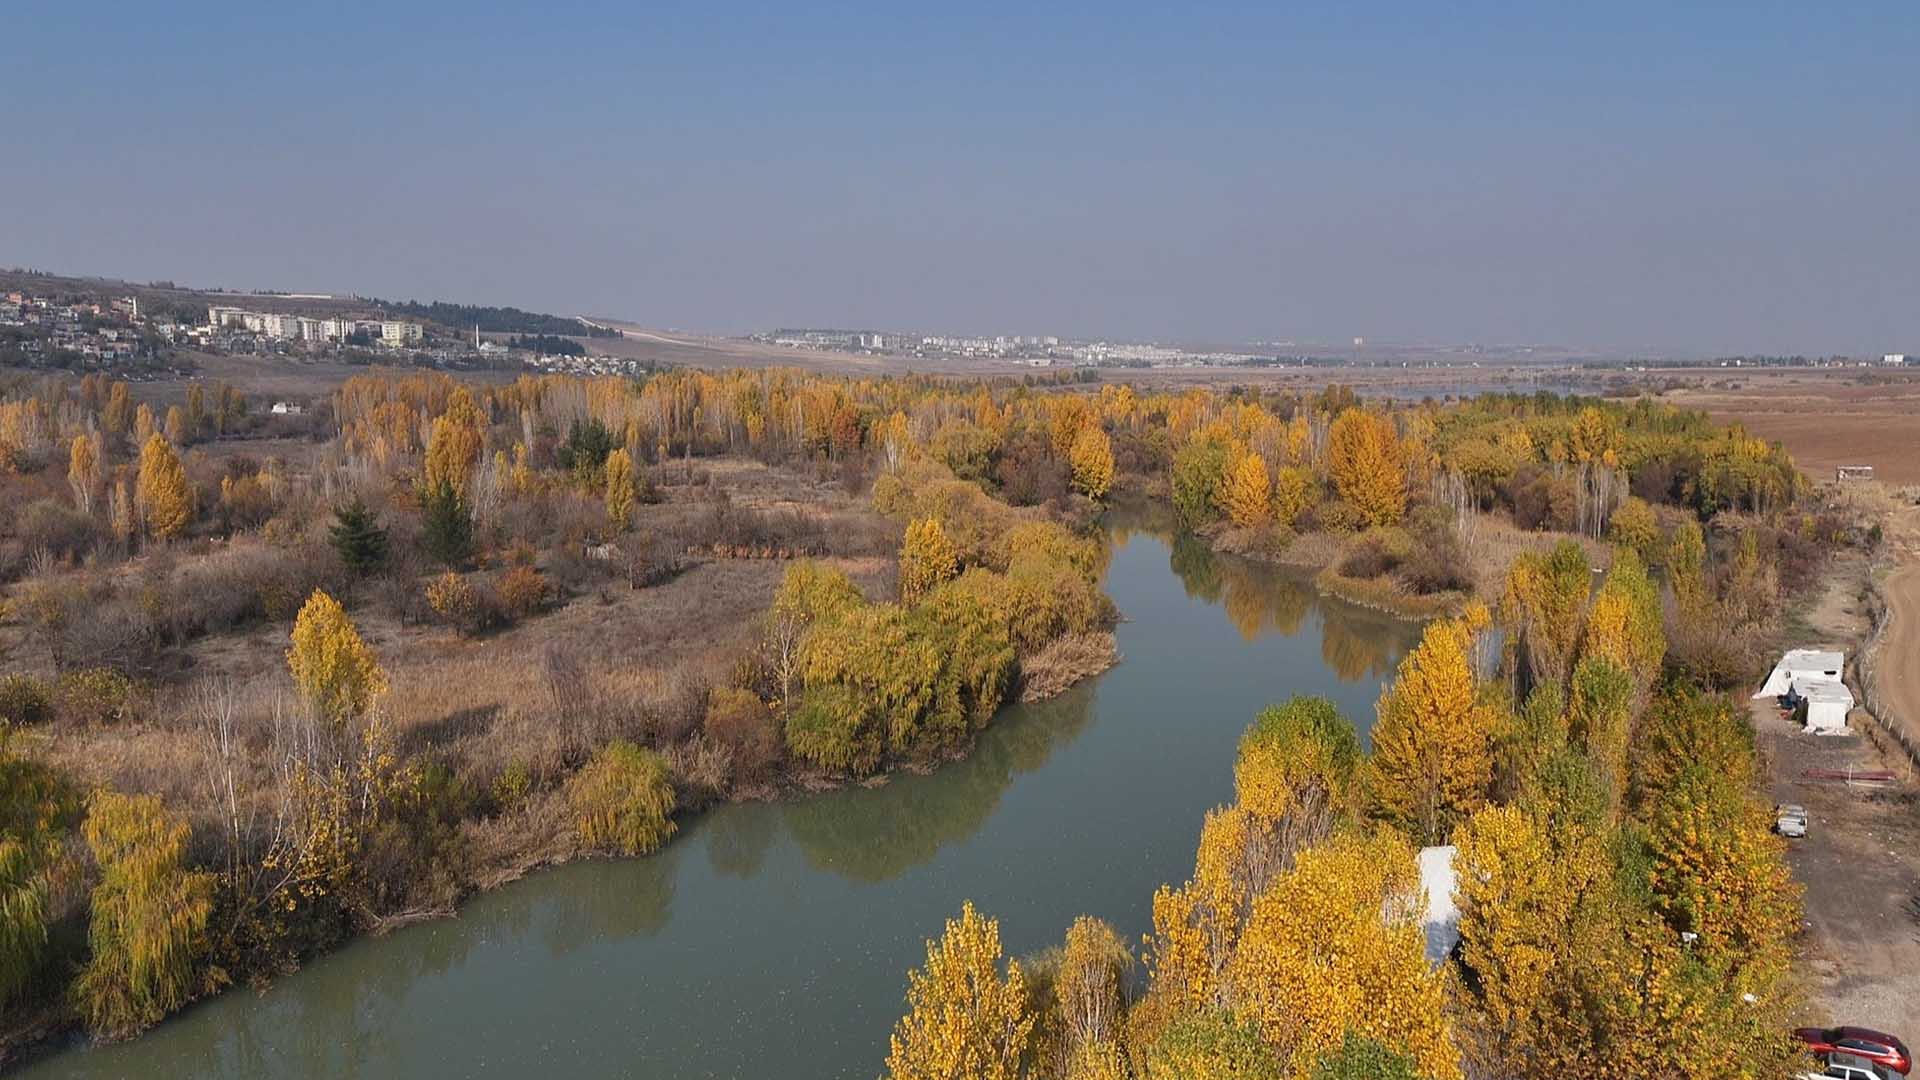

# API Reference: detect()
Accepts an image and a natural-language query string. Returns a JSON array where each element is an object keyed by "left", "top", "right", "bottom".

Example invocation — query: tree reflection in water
[{"left": 782, "top": 682, "right": 1098, "bottom": 883}]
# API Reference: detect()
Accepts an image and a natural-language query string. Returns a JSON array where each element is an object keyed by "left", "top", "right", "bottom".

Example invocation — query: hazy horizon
[{"left": 5, "top": 3, "right": 1916, "bottom": 356}]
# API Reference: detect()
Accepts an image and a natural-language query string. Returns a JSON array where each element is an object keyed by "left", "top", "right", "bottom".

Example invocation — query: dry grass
[{"left": 1018, "top": 632, "right": 1120, "bottom": 703}]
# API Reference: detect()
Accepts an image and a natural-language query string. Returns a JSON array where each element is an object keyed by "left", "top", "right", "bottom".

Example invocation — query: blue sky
[{"left": 4, "top": 2, "right": 1917, "bottom": 354}]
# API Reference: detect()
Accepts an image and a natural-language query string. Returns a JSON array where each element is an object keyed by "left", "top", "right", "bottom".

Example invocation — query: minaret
[{"left": 475, "top": 323, "right": 481, "bottom": 349}]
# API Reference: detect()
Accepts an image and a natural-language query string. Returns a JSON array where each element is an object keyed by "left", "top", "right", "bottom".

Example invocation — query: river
[{"left": 20, "top": 512, "right": 1422, "bottom": 1079}]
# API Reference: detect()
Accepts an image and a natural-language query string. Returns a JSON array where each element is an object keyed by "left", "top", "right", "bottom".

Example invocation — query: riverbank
[{"left": 10, "top": 521, "right": 1419, "bottom": 1080}]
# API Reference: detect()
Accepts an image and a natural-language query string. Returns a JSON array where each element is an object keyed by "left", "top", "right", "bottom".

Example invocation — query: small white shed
[{"left": 1754, "top": 649, "right": 1852, "bottom": 734}]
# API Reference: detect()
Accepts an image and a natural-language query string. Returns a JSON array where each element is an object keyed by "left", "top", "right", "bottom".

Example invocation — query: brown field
[{"left": 1662, "top": 369, "right": 1920, "bottom": 487}]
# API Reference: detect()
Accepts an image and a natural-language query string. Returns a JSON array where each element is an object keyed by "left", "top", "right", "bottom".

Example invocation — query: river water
[{"left": 21, "top": 512, "right": 1421, "bottom": 1080}]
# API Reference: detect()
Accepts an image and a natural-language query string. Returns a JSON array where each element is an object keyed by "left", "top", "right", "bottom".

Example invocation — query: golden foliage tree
[
  {"left": 1069, "top": 425, "right": 1115, "bottom": 500},
  {"left": 0, "top": 740, "right": 73, "bottom": 1010},
  {"left": 1364, "top": 615, "right": 1496, "bottom": 845},
  {"left": 899, "top": 516, "right": 960, "bottom": 605},
  {"left": 886, "top": 901, "right": 1034, "bottom": 1080},
  {"left": 135, "top": 433, "right": 192, "bottom": 540},
  {"left": 1498, "top": 540, "right": 1590, "bottom": 687},
  {"left": 74, "top": 791, "right": 215, "bottom": 1037},
  {"left": 68, "top": 432, "right": 102, "bottom": 515},
  {"left": 603, "top": 447, "right": 636, "bottom": 531},
  {"left": 1233, "top": 696, "right": 1360, "bottom": 827},
  {"left": 286, "top": 589, "right": 388, "bottom": 726},
  {"left": 1327, "top": 410, "right": 1405, "bottom": 526},
  {"left": 164, "top": 404, "right": 189, "bottom": 447},
  {"left": 1220, "top": 451, "right": 1273, "bottom": 529},
  {"left": 1272, "top": 465, "right": 1316, "bottom": 528},
  {"left": 568, "top": 740, "right": 677, "bottom": 855},
  {"left": 1054, "top": 915, "right": 1132, "bottom": 1060},
  {"left": 1224, "top": 828, "right": 1459, "bottom": 1080},
  {"left": 1450, "top": 803, "right": 1613, "bottom": 1075},
  {"left": 423, "top": 387, "right": 485, "bottom": 499}
]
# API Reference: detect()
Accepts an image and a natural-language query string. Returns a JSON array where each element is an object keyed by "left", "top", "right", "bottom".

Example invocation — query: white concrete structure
[
  {"left": 1417, "top": 845, "right": 1459, "bottom": 965},
  {"left": 380, "top": 320, "right": 423, "bottom": 347},
  {"left": 1884, "top": 354, "right": 1908, "bottom": 366}
]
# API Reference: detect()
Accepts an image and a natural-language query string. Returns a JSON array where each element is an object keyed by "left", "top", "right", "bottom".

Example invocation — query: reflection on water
[
  {"left": 783, "top": 683, "right": 1098, "bottom": 883},
  {"left": 19, "top": 511, "right": 1423, "bottom": 1080}
]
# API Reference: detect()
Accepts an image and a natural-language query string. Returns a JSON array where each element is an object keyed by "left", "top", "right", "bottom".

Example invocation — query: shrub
[
  {"left": 0, "top": 674, "right": 53, "bottom": 727},
  {"left": 1337, "top": 533, "right": 1401, "bottom": 579},
  {"left": 56, "top": 668, "right": 138, "bottom": 726},
  {"left": 568, "top": 741, "right": 677, "bottom": 856},
  {"left": 496, "top": 565, "right": 549, "bottom": 619},
  {"left": 18, "top": 499, "right": 102, "bottom": 563},
  {"left": 704, "top": 687, "right": 782, "bottom": 781},
  {"left": 425, "top": 570, "right": 475, "bottom": 624}
]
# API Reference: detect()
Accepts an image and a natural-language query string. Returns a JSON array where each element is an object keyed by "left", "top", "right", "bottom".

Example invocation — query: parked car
[
  {"left": 1776, "top": 803, "right": 1809, "bottom": 838},
  {"left": 1796, "top": 1027, "right": 1912, "bottom": 1076},
  {"left": 1800, "top": 1052, "right": 1899, "bottom": 1080}
]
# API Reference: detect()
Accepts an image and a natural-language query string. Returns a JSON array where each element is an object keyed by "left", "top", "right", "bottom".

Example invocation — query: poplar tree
[
  {"left": 886, "top": 901, "right": 1033, "bottom": 1080},
  {"left": 135, "top": 434, "right": 192, "bottom": 540},
  {"left": 1364, "top": 614, "right": 1497, "bottom": 845},
  {"left": 1220, "top": 451, "right": 1273, "bottom": 529},
  {"left": 287, "top": 589, "right": 387, "bottom": 727}
]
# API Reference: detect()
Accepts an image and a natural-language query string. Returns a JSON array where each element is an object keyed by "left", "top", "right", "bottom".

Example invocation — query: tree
[
  {"left": 899, "top": 516, "right": 959, "bottom": 605},
  {"left": 1069, "top": 425, "right": 1115, "bottom": 499},
  {"left": 1220, "top": 451, "right": 1273, "bottom": 529},
  {"left": 1608, "top": 496, "right": 1661, "bottom": 562},
  {"left": 420, "top": 476, "right": 474, "bottom": 567},
  {"left": 604, "top": 447, "right": 636, "bottom": 532},
  {"left": 568, "top": 741, "right": 676, "bottom": 855},
  {"left": 1273, "top": 465, "right": 1316, "bottom": 528},
  {"left": 286, "top": 589, "right": 387, "bottom": 726},
  {"left": 1498, "top": 540, "right": 1591, "bottom": 689},
  {"left": 67, "top": 432, "right": 102, "bottom": 515},
  {"left": 0, "top": 740, "right": 74, "bottom": 1010},
  {"left": 1224, "top": 829, "right": 1459, "bottom": 1080},
  {"left": 1311, "top": 1033, "right": 1422, "bottom": 1080},
  {"left": 1171, "top": 435, "right": 1233, "bottom": 527},
  {"left": 423, "top": 388, "right": 485, "bottom": 499},
  {"left": 328, "top": 497, "right": 389, "bottom": 576},
  {"left": 1364, "top": 614, "right": 1496, "bottom": 845},
  {"left": 1450, "top": 803, "right": 1612, "bottom": 1076},
  {"left": 886, "top": 901, "right": 1034, "bottom": 1080},
  {"left": 1141, "top": 1009, "right": 1283, "bottom": 1079},
  {"left": 1054, "top": 915, "right": 1132, "bottom": 1057},
  {"left": 1234, "top": 696, "right": 1360, "bottom": 827},
  {"left": 1327, "top": 410, "right": 1405, "bottom": 526},
  {"left": 135, "top": 433, "right": 192, "bottom": 540},
  {"left": 164, "top": 404, "right": 189, "bottom": 447},
  {"left": 74, "top": 791, "right": 215, "bottom": 1037}
]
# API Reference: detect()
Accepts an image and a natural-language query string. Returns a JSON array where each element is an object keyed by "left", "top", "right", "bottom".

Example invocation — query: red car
[{"left": 1797, "top": 1027, "right": 1912, "bottom": 1076}]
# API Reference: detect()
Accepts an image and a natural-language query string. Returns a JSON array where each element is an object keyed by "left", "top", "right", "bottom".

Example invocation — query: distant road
[{"left": 576, "top": 318, "right": 700, "bottom": 348}]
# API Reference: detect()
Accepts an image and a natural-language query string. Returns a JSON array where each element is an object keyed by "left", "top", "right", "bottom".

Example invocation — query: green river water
[{"left": 20, "top": 512, "right": 1421, "bottom": 1079}]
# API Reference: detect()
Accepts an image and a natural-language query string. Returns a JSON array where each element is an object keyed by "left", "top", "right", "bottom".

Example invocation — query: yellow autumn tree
[
  {"left": 1326, "top": 410, "right": 1405, "bottom": 525},
  {"left": 68, "top": 432, "right": 102, "bottom": 514},
  {"left": 74, "top": 791, "right": 215, "bottom": 1038},
  {"left": 899, "top": 516, "right": 959, "bottom": 605},
  {"left": 1220, "top": 451, "right": 1273, "bottom": 529},
  {"left": 1224, "top": 828, "right": 1460, "bottom": 1080},
  {"left": 423, "top": 387, "right": 485, "bottom": 499},
  {"left": 886, "top": 901, "right": 1034, "bottom": 1080},
  {"left": 1054, "top": 915, "right": 1132, "bottom": 1062},
  {"left": 135, "top": 433, "right": 192, "bottom": 540},
  {"left": 1069, "top": 425, "right": 1115, "bottom": 500},
  {"left": 1272, "top": 465, "right": 1315, "bottom": 528},
  {"left": 164, "top": 404, "right": 189, "bottom": 446},
  {"left": 568, "top": 740, "right": 677, "bottom": 855},
  {"left": 1233, "top": 696, "right": 1361, "bottom": 826},
  {"left": 286, "top": 589, "right": 388, "bottom": 726},
  {"left": 1364, "top": 614, "right": 1496, "bottom": 845},
  {"left": 1450, "top": 803, "right": 1614, "bottom": 1076},
  {"left": 604, "top": 447, "right": 636, "bottom": 531}
]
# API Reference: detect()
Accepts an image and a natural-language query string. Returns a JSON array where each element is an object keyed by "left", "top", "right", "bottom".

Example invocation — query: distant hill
[
  {"left": 371, "top": 298, "right": 616, "bottom": 338},
  {"left": 0, "top": 267, "right": 612, "bottom": 337}
]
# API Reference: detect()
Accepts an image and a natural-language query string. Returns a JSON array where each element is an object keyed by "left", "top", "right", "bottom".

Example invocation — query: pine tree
[
  {"left": 135, "top": 434, "right": 192, "bottom": 540},
  {"left": 328, "top": 497, "right": 390, "bottom": 576},
  {"left": 420, "top": 476, "right": 474, "bottom": 567}
]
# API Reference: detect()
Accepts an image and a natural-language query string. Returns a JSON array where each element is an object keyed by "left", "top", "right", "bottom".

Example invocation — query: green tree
[
  {"left": 328, "top": 497, "right": 390, "bottom": 576},
  {"left": 1311, "top": 1032, "right": 1422, "bottom": 1080},
  {"left": 420, "top": 476, "right": 474, "bottom": 567}
]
